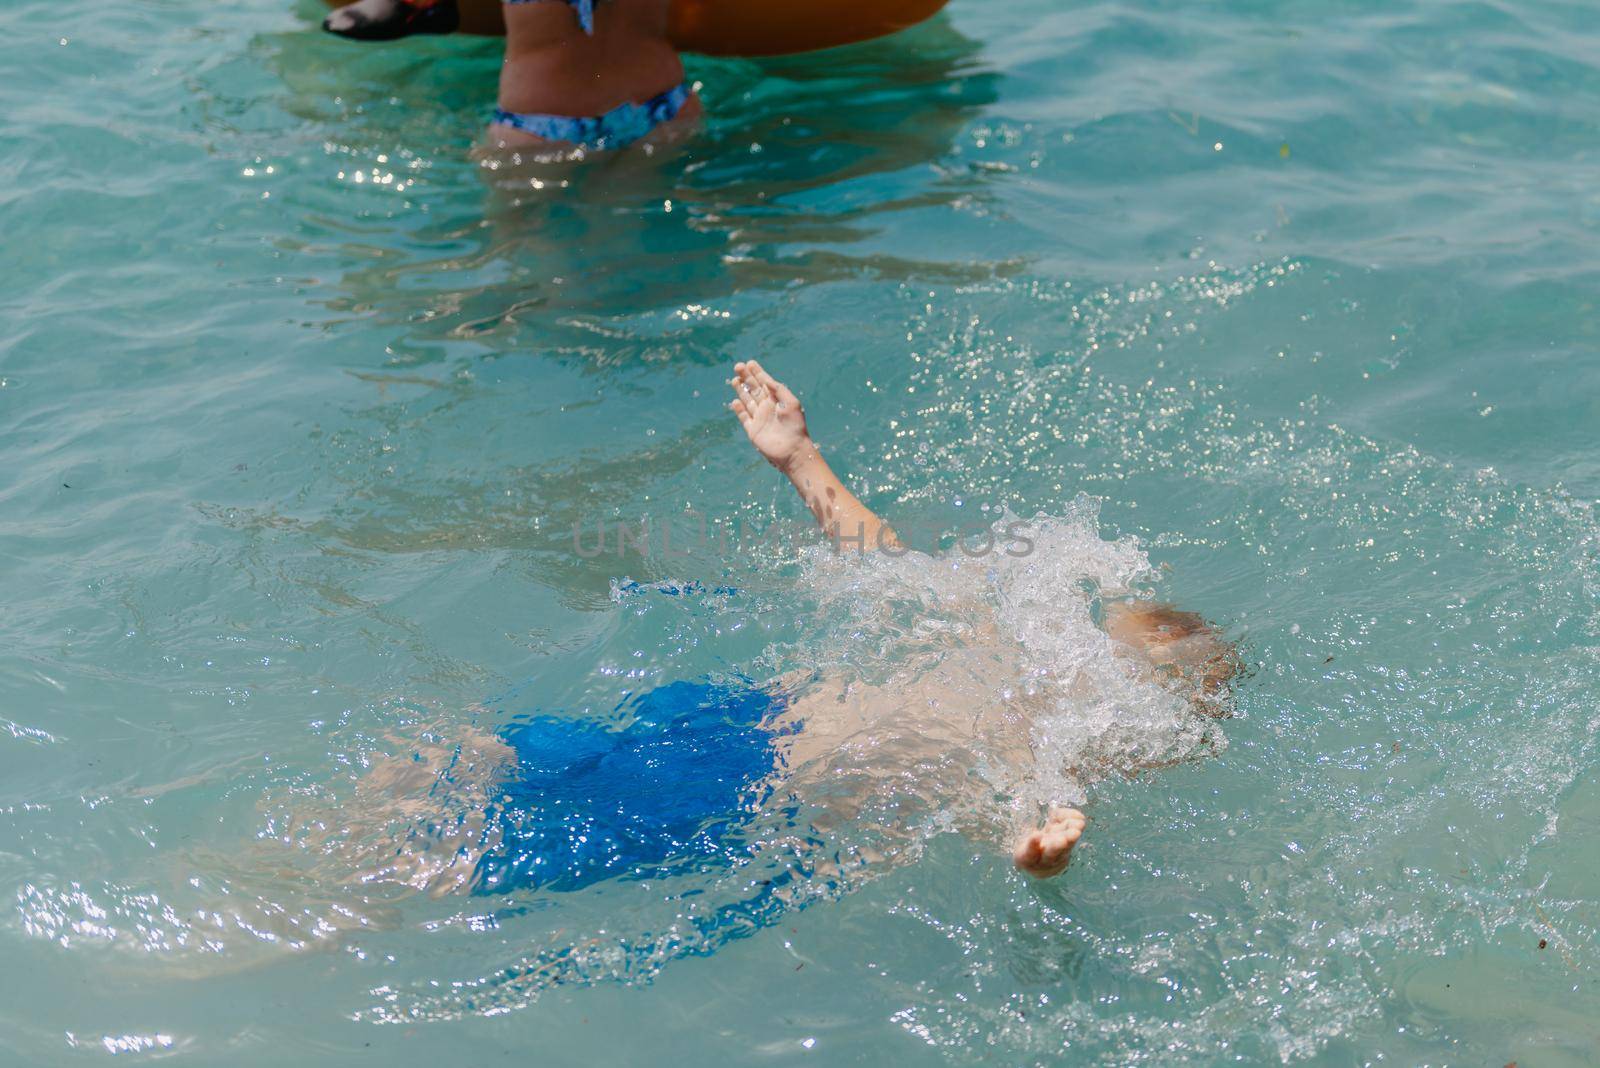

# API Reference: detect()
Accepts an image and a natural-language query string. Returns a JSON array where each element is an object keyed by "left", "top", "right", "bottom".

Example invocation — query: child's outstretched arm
[{"left": 728, "top": 360, "right": 899, "bottom": 552}]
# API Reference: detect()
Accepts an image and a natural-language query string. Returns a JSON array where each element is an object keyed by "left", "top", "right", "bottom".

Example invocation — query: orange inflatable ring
[
  {"left": 668, "top": 0, "right": 948, "bottom": 56},
  {"left": 338, "top": 0, "right": 953, "bottom": 53}
]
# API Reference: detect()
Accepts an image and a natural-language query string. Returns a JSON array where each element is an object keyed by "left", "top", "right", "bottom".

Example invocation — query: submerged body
[
  {"left": 320, "top": 0, "right": 948, "bottom": 151},
  {"left": 344, "top": 657, "right": 1027, "bottom": 898},
  {"left": 323, "top": 0, "right": 697, "bottom": 151},
  {"left": 479, "top": 680, "right": 783, "bottom": 893},
  {"left": 489, "top": 0, "right": 698, "bottom": 151}
]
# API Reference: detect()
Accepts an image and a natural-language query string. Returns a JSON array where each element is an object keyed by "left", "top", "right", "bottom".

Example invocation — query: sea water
[{"left": 2, "top": 0, "right": 1598, "bottom": 1063}]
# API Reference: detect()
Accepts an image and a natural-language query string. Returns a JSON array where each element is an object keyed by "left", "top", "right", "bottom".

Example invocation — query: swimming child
[
  {"left": 283, "top": 359, "right": 1235, "bottom": 910},
  {"left": 726, "top": 360, "right": 1235, "bottom": 877},
  {"left": 322, "top": 0, "right": 697, "bottom": 152},
  {"left": 140, "top": 354, "right": 1237, "bottom": 988}
]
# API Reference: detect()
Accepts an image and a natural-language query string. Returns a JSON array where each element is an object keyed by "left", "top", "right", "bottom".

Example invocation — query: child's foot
[
  {"left": 323, "top": 0, "right": 458, "bottom": 40},
  {"left": 1012, "top": 807, "right": 1086, "bottom": 879}
]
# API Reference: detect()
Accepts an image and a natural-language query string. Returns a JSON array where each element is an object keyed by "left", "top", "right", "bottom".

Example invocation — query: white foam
[{"left": 795, "top": 497, "right": 1219, "bottom": 808}]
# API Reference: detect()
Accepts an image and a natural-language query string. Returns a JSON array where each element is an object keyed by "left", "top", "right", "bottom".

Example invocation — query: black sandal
[{"left": 322, "top": 0, "right": 460, "bottom": 41}]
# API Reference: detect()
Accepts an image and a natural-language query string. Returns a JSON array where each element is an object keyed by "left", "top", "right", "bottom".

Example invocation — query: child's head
[
  {"left": 1111, "top": 603, "right": 1211, "bottom": 645},
  {"left": 1106, "top": 601, "right": 1240, "bottom": 715}
]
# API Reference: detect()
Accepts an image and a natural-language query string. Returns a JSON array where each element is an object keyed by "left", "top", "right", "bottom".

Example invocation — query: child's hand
[
  {"left": 1013, "top": 807, "right": 1086, "bottom": 879},
  {"left": 729, "top": 360, "right": 812, "bottom": 473}
]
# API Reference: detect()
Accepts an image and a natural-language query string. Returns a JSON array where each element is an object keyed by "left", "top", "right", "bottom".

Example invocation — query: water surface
[{"left": 2, "top": 0, "right": 1599, "bottom": 1063}]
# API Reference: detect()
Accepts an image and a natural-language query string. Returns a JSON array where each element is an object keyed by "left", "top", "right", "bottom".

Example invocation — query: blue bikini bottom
[
  {"left": 491, "top": 83, "right": 691, "bottom": 151},
  {"left": 471, "top": 679, "right": 781, "bottom": 895}
]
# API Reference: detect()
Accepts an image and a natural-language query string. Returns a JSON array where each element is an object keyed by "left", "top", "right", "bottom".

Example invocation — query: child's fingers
[
  {"left": 741, "top": 377, "right": 776, "bottom": 417},
  {"left": 1014, "top": 835, "right": 1042, "bottom": 866},
  {"left": 739, "top": 358, "right": 770, "bottom": 392},
  {"left": 731, "top": 364, "right": 777, "bottom": 422},
  {"left": 728, "top": 377, "right": 756, "bottom": 420},
  {"left": 766, "top": 374, "right": 801, "bottom": 410},
  {"left": 747, "top": 360, "right": 787, "bottom": 400}
]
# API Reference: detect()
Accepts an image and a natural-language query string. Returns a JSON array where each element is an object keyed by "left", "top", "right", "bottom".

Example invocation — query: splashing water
[
  {"left": 795, "top": 500, "right": 1223, "bottom": 806},
  {"left": 10, "top": 503, "right": 1218, "bottom": 1024}
]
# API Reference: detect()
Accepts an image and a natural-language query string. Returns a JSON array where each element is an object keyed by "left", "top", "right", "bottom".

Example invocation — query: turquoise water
[{"left": 4, "top": 0, "right": 1600, "bottom": 1062}]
